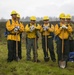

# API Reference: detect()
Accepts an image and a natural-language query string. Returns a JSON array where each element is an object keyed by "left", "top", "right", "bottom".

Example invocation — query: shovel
[
  {"left": 58, "top": 29, "right": 66, "bottom": 68},
  {"left": 44, "top": 34, "right": 49, "bottom": 62},
  {"left": 16, "top": 33, "right": 20, "bottom": 61},
  {"left": 33, "top": 37, "right": 37, "bottom": 62}
]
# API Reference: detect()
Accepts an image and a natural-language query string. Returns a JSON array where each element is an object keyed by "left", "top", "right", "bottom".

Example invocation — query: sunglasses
[
  {"left": 61, "top": 19, "right": 65, "bottom": 20},
  {"left": 31, "top": 20, "right": 36, "bottom": 21},
  {"left": 66, "top": 19, "right": 71, "bottom": 20},
  {"left": 44, "top": 20, "right": 49, "bottom": 21}
]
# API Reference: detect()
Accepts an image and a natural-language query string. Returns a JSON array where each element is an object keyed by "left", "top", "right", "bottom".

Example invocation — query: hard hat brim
[
  {"left": 43, "top": 19, "right": 49, "bottom": 20},
  {"left": 66, "top": 17, "right": 71, "bottom": 19},
  {"left": 60, "top": 17, "right": 65, "bottom": 19},
  {"left": 11, "top": 14, "right": 17, "bottom": 16}
]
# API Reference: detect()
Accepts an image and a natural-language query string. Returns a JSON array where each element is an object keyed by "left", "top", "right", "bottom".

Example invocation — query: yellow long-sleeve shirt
[
  {"left": 67, "top": 23, "right": 74, "bottom": 40},
  {"left": 55, "top": 23, "right": 73, "bottom": 39},
  {"left": 25, "top": 23, "right": 41, "bottom": 38},
  {"left": 6, "top": 19, "right": 24, "bottom": 41},
  {"left": 40, "top": 24, "right": 54, "bottom": 38}
]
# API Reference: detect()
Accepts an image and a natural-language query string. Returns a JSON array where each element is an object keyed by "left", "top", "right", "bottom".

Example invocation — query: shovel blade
[{"left": 59, "top": 61, "right": 66, "bottom": 69}]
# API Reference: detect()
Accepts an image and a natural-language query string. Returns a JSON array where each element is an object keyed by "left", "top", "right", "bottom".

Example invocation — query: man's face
[
  {"left": 12, "top": 14, "right": 17, "bottom": 19},
  {"left": 66, "top": 19, "right": 71, "bottom": 23},
  {"left": 16, "top": 17, "right": 20, "bottom": 21},
  {"left": 60, "top": 18, "right": 65, "bottom": 24},
  {"left": 43, "top": 20, "right": 49, "bottom": 24},
  {"left": 30, "top": 20, "right": 36, "bottom": 24}
]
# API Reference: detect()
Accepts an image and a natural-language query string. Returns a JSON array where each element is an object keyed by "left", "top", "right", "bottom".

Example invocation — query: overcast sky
[{"left": 0, "top": 0, "right": 74, "bottom": 19}]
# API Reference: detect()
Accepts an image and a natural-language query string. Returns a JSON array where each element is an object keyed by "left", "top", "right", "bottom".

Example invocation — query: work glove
[
  {"left": 14, "top": 26, "right": 20, "bottom": 32},
  {"left": 43, "top": 26, "right": 47, "bottom": 31},
  {"left": 14, "top": 27, "right": 18, "bottom": 32},
  {"left": 60, "top": 25, "right": 68, "bottom": 29},
  {"left": 65, "top": 26, "right": 68, "bottom": 29},
  {"left": 60, "top": 27, "right": 63, "bottom": 29},
  {"left": 45, "top": 26, "right": 49, "bottom": 29},
  {"left": 43, "top": 26, "right": 49, "bottom": 31},
  {"left": 62, "top": 25, "right": 68, "bottom": 29},
  {"left": 30, "top": 25, "right": 35, "bottom": 32},
  {"left": 16, "top": 26, "right": 20, "bottom": 30}
]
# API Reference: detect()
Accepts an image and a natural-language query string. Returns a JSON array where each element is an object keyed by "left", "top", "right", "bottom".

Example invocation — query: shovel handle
[
  {"left": 62, "top": 29, "right": 64, "bottom": 54},
  {"left": 45, "top": 36, "right": 47, "bottom": 52},
  {"left": 35, "top": 37, "right": 37, "bottom": 62},
  {"left": 16, "top": 33, "right": 18, "bottom": 58}
]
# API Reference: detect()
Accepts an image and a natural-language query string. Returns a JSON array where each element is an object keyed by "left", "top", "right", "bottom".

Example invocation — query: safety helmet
[
  {"left": 59, "top": 13, "right": 65, "bottom": 19},
  {"left": 17, "top": 13, "right": 20, "bottom": 18},
  {"left": 11, "top": 10, "right": 17, "bottom": 15},
  {"left": 30, "top": 16, "right": 36, "bottom": 20},
  {"left": 43, "top": 16, "right": 49, "bottom": 20},
  {"left": 66, "top": 14, "right": 71, "bottom": 19}
]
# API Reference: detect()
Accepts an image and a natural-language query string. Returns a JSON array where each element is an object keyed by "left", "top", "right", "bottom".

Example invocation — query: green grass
[{"left": 0, "top": 39, "right": 74, "bottom": 75}]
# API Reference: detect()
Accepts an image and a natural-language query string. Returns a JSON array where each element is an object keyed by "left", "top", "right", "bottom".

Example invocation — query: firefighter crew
[
  {"left": 66, "top": 14, "right": 74, "bottom": 52},
  {"left": 25, "top": 16, "right": 41, "bottom": 62},
  {"left": 40, "top": 16, "right": 56, "bottom": 62},
  {"left": 55, "top": 13, "right": 73, "bottom": 66},
  {"left": 16, "top": 13, "right": 24, "bottom": 59},
  {"left": 6, "top": 10, "right": 24, "bottom": 62}
]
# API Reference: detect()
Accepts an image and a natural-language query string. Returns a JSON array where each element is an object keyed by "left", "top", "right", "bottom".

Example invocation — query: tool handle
[
  {"left": 62, "top": 29, "right": 64, "bottom": 53},
  {"left": 16, "top": 33, "right": 18, "bottom": 58}
]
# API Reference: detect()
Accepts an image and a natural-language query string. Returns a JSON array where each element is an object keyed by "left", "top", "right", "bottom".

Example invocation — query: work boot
[
  {"left": 44, "top": 57, "right": 50, "bottom": 62},
  {"left": 26, "top": 59, "right": 31, "bottom": 61},
  {"left": 33, "top": 59, "right": 40, "bottom": 62},
  {"left": 16, "top": 58, "right": 21, "bottom": 61},
  {"left": 7, "top": 59, "right": 13, "bottom": 62},
  {"left": 26, "top": 57, "right": 31, "bottom": 61},
  {"left": 37, "top": 59, "right": 40, "bottom": 62},
  {"left": 52, "top": 59, "right": 56, "bottom": 62}
]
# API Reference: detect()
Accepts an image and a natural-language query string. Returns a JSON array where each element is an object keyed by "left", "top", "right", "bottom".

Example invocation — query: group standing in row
[{"left": 6, "top": 10, "right": 74, "bottom": 68}]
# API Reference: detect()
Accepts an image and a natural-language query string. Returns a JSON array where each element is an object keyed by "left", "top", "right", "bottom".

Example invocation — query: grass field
[{"left": 0, "top": 38, "right": 74, "bottom": 75}]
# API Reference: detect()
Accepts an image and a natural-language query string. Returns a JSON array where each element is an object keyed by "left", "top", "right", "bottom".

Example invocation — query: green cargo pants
[{"left": 26, "top": 38, "right": 38, "bottom": 61}]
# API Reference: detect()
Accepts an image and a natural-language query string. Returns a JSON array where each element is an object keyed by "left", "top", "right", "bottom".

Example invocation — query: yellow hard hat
[
  {"left": 43, "top": 16, "right": 49, "bottom": 20},
  {"left": 59, "top": 13, "right": 65, "bottom": 19},
  {"left": 66, "top": 14, "right": 71, "bottom": 19},
  {"left": 17, "top": 13, "right": 20, "bottom": 18},
  {"left": 30, "top": 16, "right": 36, "bottom": 20},
  {"left": 11, "top": 10, "right": 17, "bottom": 15}
]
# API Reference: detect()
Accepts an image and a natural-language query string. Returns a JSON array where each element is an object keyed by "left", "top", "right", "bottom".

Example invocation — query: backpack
[{"left": 4, "top": 19, "right": 12, "bottom": 37}]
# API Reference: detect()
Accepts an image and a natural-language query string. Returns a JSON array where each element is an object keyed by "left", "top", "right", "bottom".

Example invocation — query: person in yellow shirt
[
  {"left": 6, "top": 11, "right": 24, "bottom": 62},
  {"left": 25, "top": 16, "right": 41, "bottom": 62},
  {"left": 55, "top": 13, "right": 73, "bottom": 67},
  {"left": 40, "top": 16, "right": 56, "bottom": 62},
  {"left": 66, "top": 14, "right": 74, "bottom": 52},
  {"left": 16, "top": 13, "right": 24, "bottom": 60}
]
